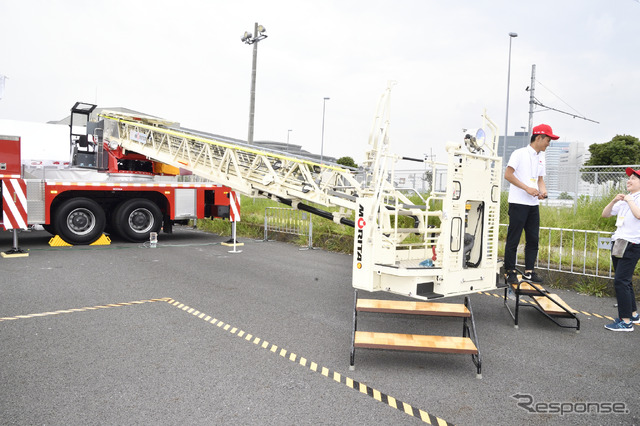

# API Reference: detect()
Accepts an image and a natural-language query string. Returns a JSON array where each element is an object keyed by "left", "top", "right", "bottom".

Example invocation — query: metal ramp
[{"left": 503, "top": 271, "right": 580, "bottom": 331}]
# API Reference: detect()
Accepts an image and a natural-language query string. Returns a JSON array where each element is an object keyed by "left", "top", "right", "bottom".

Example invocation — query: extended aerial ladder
[
  {"left": 101, "top": 88, "right": 502, "bottom": 299},
  {"left": 99, "top": 85, "right": 503, "bottom": 301},
  {"left": 99, "top": 85, "right": 507, "bottom": 375}
]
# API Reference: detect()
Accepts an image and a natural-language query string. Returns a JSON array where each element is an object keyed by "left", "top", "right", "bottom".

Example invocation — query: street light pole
[
  {"left": 503, "top": 32, "right": 518, "bottom": 163},
  {"left": 320, "top": 97, "right": 330, "bottom": 164},
  {"left": 286, "top": 129, "right": 292, "bottom": 151},
  {"left": 241, "top": 23, "right": 268, "bottom": 145}
]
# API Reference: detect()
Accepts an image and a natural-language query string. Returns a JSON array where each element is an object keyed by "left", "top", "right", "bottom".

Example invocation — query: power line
[
  {"left": 531, "top": 97, "right": 600, "bottom": 124},
  {"left": 535, "top": 80, "right": 585, "bottom": 117},
  {"left": 527, "top": 77, "right": 600, "bottom": 124}
]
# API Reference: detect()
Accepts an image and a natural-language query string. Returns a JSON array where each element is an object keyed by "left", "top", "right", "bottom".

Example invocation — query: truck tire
[
  {"left": 113, "top": 198, "right": 162, "bottom": 242},
  {"left": 54, "top": 198, "right": 106, "bottom": 245},
  {"left": 42, "top": 224, "right": 56, "bottom": 235}
]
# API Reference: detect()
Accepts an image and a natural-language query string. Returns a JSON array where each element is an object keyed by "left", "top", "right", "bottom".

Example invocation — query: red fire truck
[{"left": 0, "top": 102, "right": 238, "bottom": 246}]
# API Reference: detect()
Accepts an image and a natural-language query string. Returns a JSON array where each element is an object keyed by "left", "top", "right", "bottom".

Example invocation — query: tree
[
  {"left": 558, "top": 192, "right": 573, "bottom": 200},
  {"left": 336, "top": 156, "right": 358, "bottom": 169},
  {"left": 581, "top": 135, "right": 640, "bottom": 184},
  {"left": 583, "top": 135, "right": 640, "bottom": 166}
]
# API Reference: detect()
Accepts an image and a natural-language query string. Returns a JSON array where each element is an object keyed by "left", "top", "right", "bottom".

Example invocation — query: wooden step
[
  {"left": 354, "top": 331, "right": 477, "bottom": 354},
  {"left": 511, "top": 282, "right": 546, "bottom": 295},
  {"left": 356, "top": 299, "right": 470, "bottom": 317},
  {"left": 533, "top": 294, "right": 577, "bottom": 316}
]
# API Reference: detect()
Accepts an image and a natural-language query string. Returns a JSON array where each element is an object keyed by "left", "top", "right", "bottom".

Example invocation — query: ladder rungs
[
  {"left": 393, "top": 228, "right": 422, "bottom": 234},
  {"left": 354, "top": 331, "right": 477, "bottom": 354},
  {"left": 533, "top": 294, "right": 577, "bottom": 316},
  {"left": 357, "top": 299, "right": 470, "bottom": 317}
]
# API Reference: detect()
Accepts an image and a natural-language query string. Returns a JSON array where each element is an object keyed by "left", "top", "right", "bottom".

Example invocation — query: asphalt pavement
[{"left": 0, "top": 226, "right": 638, "bottom": 425}]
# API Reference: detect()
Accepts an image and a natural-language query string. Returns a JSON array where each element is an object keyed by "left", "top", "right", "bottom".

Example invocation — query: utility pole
[
  {"left": 503, "top": 32, "right": 518, "bottom": 163},
  {"left": 527, "top": 64, "right": 536, "bottom": 136},
  {"left": 241, "top": 23, "right": 268, "bottom": 144},
  {"left": 527, "top": 64, "right": 598, "bottom": 125}
]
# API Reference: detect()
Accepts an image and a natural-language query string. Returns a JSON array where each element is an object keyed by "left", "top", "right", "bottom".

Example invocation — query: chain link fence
[
  {"left": 394, "top": 165, "right": 639, "bottom": 211},
  {"left": 531, "top": 164, "right": 637, "bottom": 213}
]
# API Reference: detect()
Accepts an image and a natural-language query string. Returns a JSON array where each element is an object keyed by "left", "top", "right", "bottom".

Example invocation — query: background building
[
  {"left": 497, "top": 130, "right": 530, "bottom": 166},
  {"left": 498, "top": 130, "right": 590, "bottom": 200},
  {"left": 547, "top": 140, "right": 590, "bottom": 198}
]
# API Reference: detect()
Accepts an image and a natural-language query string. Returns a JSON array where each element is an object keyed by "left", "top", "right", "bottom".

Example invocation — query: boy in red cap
[
  {"left": 503, "top": 124, "right": 559, "bottom": 287},
  {"left": 601, "top": 167, "right": 640, "bottom": 331}
]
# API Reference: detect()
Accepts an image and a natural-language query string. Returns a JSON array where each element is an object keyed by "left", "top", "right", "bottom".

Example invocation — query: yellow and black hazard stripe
[
  {"left": 0, "top": 298, "right": 171, "bottom": 322},
  {"left": 167, "top": 298, "right": 453, "bottom": 425}
]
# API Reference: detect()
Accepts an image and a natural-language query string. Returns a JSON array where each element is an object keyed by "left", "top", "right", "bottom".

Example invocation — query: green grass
[
  {"left": 540, "top": 193, "right": 618, "bottom": 231},
  {"left": 575, "top": 278, "right": 610, "bottom": 297}
]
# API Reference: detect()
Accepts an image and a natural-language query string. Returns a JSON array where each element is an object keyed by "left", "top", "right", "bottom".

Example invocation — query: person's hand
[
  {"left": 526, "top": 187, "right": 539, "bottom": 197},
  {"left": 614, "top": 193, "right": 626, "bottom": 202}
]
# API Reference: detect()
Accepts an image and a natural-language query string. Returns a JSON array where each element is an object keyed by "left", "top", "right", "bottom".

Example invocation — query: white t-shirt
[
  {"left": 611, "top": 192, "right": 640, "bottom": 244},
  {"left": 507, "top": 145, "right": 546, "bottom": 206}
]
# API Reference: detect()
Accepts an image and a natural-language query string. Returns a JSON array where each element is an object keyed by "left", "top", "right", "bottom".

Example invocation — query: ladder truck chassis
[{"left": 1, "top": 102, "right": 238, "bottom": 246}]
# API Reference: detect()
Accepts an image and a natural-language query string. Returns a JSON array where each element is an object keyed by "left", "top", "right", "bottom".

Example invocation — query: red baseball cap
[
  {"left": 532, "top": 124, "right": 559, "bottom": 140},
  {"left": 626, "top": 167, "right": 640, "bottom": 177}
]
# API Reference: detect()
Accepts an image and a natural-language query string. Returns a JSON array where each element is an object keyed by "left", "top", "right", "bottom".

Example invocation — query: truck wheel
[
  {"left": 42, "top": 224, "right": 56, "bottom": 235},
  {"left": 54, "top": 198, "right": 106, "bottom": 245},
  {"left": 113, "top": 198, "right": 162, "bottom": 242}
]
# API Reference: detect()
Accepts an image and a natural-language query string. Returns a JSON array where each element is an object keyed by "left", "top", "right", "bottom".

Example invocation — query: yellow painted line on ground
[
  {"left": 0, "top": 298, "right": 171, "bottom": 322},
  {"left": 165, "top": 298, "right": 453, "bottom": 425}
]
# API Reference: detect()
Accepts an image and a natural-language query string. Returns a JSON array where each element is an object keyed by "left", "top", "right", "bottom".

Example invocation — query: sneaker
[
  {"left": 521, "top": 271, "right": 544, "bottom": 284},
  {"left": 506, "top": 270, "right": 519, "bottom": 285},
  {"left": 631, "top": 313, "right": 640, "bottom": 324},
  {"left": 604, "top": 318, "right": 634, "bottom": 332}
]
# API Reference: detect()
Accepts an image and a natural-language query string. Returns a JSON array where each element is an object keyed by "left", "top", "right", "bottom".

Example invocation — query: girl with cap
[{"left": 601, "top": 167, "right": 640, "bottom": 331}]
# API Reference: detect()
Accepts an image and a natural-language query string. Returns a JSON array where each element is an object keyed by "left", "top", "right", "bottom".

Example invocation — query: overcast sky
[{"left": 1, "top": 0, "right": 639, "bottom": 164}]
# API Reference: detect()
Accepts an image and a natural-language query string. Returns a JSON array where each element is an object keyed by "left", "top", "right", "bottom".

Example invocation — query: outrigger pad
[
  {"left": 221, "top": 238, "right": 244, "bottom": 247},
  {"left": 1, "top": 249, "right": 29, "bottom": 258}
]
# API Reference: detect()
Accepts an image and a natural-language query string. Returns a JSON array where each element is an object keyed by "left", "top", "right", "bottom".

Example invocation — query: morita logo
[{"left": 356, "top": 204, "right": 365, "bottom": 262}]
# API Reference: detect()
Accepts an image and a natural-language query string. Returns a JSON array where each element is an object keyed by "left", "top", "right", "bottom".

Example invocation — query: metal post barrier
[
  {"left": 263, "top": 207, "right": 314, "bottom": 249},
  {"left": 299, "top": 212, "right": 315, "bottom": 251},
  {"left": 500, "top": 224, "right": 613, "bottom": 279},
  {"left": 227, "top": 221, "right": 242, "bottom": 254},
  {"left": 263, "top": 212, "right": 268, "bottom": 242}
]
